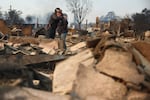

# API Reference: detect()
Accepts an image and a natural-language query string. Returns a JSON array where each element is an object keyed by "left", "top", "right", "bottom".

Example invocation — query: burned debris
[{"left": 0, "top": 8, "right": 150, "bottom": 100}]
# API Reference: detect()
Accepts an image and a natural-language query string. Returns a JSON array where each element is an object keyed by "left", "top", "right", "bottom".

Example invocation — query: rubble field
[{"left": 0, "top": 30, "right": 150, "bottom": 100}]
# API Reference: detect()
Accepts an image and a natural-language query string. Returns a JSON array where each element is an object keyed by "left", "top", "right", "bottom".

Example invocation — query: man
[
  {"left": 46, "top": 8, "right": 63, "bottom": 39},
  {"left": 57, "top": 13, "right": 68, "bottom": 50}
]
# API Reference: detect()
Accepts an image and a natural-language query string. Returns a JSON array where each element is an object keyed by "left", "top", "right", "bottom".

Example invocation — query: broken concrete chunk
[
  {"left": 53, "top": 49, "right": 93, "bottom": 94},
  {"left": 96, "top": 49, "right": 144, "bottom": 85},
  {"left": 73, "top": 65, "right": 127, "bottom": 100}
]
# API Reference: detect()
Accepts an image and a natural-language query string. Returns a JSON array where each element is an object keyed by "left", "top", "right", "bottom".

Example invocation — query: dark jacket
[
  {"left": 57, "top": 17, "right": 68, "bottom": 34},
  {"left": 48, "top": 13, "right": 63, "bottom": 29}
]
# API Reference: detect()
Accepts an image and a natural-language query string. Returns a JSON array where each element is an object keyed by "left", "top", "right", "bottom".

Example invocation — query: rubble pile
[
  {"left": 53, "top": 35, "right": 150, "bottom": 100},
  {"left": 0, "top": 32, "right": 150, "bottom": 100},
  {"left": 0, "top": 36, "right": 66, "bottom": 95}
]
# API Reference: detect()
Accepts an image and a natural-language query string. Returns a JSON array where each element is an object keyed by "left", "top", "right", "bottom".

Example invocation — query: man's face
[{"left": 56, "top": 12, "right": 62, "bottom": 17}]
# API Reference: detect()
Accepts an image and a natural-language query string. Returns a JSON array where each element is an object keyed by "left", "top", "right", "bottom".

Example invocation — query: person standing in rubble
[
  {"left": 57, "top": 13, "right": 68, "bottom": 50},
  {"left": 46, "top": 8, "right": 63, "bottom": 39}
]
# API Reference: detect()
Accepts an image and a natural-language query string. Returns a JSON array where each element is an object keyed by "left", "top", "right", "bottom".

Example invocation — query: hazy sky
[{"left": 0, "top": 0, "right": 149, "bottom": 23}]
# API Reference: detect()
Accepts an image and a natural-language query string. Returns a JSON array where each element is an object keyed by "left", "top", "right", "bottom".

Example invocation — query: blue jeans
[{"left": 60, "top": 33, "right": 67, "bottom": 50}]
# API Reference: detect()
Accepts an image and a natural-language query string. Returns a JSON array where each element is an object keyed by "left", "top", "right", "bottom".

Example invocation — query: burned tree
[
  {"left": 4, "top": 8, "right": 24, "bottom": 25},
  {"left": 66, "top": 0, "right": 92, "bottom": 29},
  {"left": 132, "top": 8, "right": 150, "bottom": 39}
]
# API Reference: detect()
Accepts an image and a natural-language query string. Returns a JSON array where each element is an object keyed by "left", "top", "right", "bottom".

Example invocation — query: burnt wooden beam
[{"left": 0, "top": 54, "right": 67, "bottom": 66}]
